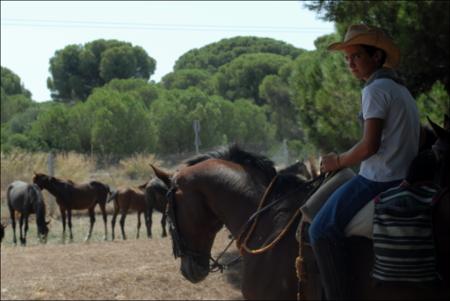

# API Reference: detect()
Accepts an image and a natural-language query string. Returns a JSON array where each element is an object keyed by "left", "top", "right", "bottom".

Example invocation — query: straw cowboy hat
[{"left": 328, "top": 24, "right": 400, "bottom": 68}]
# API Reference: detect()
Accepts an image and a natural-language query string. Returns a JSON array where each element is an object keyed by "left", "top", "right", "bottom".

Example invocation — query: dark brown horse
[
  {"left": 143, "top": 176, "right": 169, "bottom": 238},
  {"left": 151, "top": 145, "right": 320, "bottom": 300},
  {"left": 108, "top": 186, "right": 149, "bottom": 240},
  {"left": 152, "top": 141, "right": 450, "bottom": 300},
  {"left": 32, "top": 172, "right": 110, "bottom": 242},
  {"left": 7, "top": 180, "right": 49, "bottom": 245}
]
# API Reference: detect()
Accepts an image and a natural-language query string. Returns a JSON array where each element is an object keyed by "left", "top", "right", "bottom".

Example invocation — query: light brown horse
[
  {"left": 32, "top": 172, "right": 110, "bottom": 242},
  {"left": 108, "top": 186, "right": 149, "bottom": 240}
]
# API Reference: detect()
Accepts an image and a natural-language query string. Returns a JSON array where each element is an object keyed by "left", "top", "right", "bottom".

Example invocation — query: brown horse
[
  {"left": 151, "top": 145, "right": 320, "bottom": 300},
  {"left": 108, "top": 186, "right": 150, "bottom": 240},
  {"left": 32, "top": 172, "right": 110, "bottom": 242},
  {"left": 152, "top": 141, "right": 450, "bottom": 300}
]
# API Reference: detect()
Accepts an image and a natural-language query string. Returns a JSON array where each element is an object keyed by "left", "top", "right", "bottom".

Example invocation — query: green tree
[
  {"left": 30, "top": 103, "right": 81, "bottom": 151},
  {"left": 213, "top": 53, "right": 291, "bottom": 105},
  {"left": 416, "top": 81, "right": 450, "bottom": 124},
  {"left": 86, "top": 88, "right": 157, "bottom": 160},
  {"left": 1, "top": 67, "right": 33, "bottom": 123},
  {"left": 289, "top": 35, "right": 361, "bottom": 152},
  {"left": 47, "top": 39, "right": 156, "bottom": 102},
  {"left": 174, "top": 36, "right": 304, "bottom": 73},
  {"left": 304, "top": 1, "right": 450, "bottom": 96},
  {"left": 160, "top": 69, "right": 212, "bottom": 92}
]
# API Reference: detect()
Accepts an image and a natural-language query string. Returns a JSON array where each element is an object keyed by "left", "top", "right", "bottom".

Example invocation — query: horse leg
[
  {"left": 60, "top": 207, "right": 67, "bottom": 242},
  {"left": 9, "top": 207, "right": 17, "bottom": 245},
  {"left": 23, "top": 213, "right": 29, "bottom": 245},
  {"left": 85, "top": 207, "right": 95, "bottom": 241},
  {"left": 143, "top": 210, "right": 151, "bottom": 239},
  {"left": 111, "top": 206, "right": 119, "bottom": 241},
  {"left": 99, "top": 203, "right": 108, "bottom": 241},
  {"left": 19, "top": 213, "right": 26, "bottom": 245},
  {"left": 67, "top": 209, "right": 74, "bottom": 242},
  {"left": 119, "top": 210, "right": 127, "bottom": 240},
  {"left": 136, "top": 212, "right": 141, "bottom": 239},
  {"left": 161, "top": 212, "right": 167, "bottom": 238},
  {"left": 147, "top": 209, "right": 153, "bottom": 238}
]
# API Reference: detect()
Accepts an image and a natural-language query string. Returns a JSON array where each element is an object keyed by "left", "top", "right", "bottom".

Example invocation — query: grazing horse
[
  {"left": 6, "top": 181, "right": 49, "bottom": 245},
  {"left": 143, "top": 176, "right": 169, "bottom": 238},
  {"left": 32, "top": 173, "right": 110, "bottom": 242},
  {"left": 151, "top": 145, "right": 320, "bottom": 300},
  {"left": 153, "top": 143, "right": 450, "bottom": 300},
  {"left": 108, "top": 186, "right": 149, "bottom": 240}
]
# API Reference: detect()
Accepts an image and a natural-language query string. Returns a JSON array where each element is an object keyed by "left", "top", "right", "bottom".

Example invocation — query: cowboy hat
[{"left": 328, "top": 24, "right": 400, "bottom": 68}]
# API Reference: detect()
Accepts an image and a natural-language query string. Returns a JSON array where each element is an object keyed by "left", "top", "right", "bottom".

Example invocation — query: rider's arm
[{"left": 321, "top": 118, "right": 383, "bottom": 172}]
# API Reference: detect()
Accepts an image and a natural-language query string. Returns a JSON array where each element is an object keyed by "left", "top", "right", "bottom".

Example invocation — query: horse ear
[
  {"left": 149, "top": 163, "right": 173, "bottom": 187},
  {"left": 427, "top": 116, "right": 447, "bottom": 139}
]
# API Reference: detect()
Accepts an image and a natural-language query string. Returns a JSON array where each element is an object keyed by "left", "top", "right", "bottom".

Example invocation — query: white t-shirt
[{"left": 359, "top": 78, "right": 420, "bottom": 182}]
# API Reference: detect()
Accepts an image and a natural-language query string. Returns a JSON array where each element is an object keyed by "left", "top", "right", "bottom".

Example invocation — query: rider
[{"left": 309, "top": 24, "right": 420, "bottom": 299}]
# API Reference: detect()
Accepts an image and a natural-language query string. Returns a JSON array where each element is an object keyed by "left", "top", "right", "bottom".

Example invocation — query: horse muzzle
[{"left": 180, "top": 255, "right": 210, "bottom": 283}]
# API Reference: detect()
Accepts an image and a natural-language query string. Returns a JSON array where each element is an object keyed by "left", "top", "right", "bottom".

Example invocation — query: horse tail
[{"left": 90, "top": 181, "right": 110, "bottom": 204}]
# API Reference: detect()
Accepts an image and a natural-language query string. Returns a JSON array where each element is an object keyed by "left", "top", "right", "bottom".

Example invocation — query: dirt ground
[{"left": 0, "top": 214, "right": 243, "bottom": 300}]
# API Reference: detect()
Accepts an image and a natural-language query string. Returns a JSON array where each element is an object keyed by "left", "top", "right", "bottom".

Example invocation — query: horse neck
[
  {"left": 205, "top": 181, "right": 267, "bottom": 239},
  {"left": 43, "top": 176, "right": 67, "bottom": 197}
]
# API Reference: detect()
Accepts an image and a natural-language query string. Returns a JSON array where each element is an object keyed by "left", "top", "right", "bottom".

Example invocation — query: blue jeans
[
  {"left": 308, "top": 175, "right": 401, "bottom": 300},
  {"left": 309, "top": 175, "right": 401, "bottom": 244}
]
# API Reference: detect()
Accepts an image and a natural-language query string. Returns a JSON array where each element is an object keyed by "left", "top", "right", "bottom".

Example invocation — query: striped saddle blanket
[{"left": 372, "top": 182, "right": 441, "bottom": 283}]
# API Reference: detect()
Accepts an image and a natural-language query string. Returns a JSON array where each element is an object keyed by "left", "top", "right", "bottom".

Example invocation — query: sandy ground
[{"left": 0, "top": 214, "right": 243, "bottom": 300}]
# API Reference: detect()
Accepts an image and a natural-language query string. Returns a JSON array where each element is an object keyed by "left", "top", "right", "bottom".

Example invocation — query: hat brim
[{"left": 327, "top": 34, "right": 400, "bottom": 68}]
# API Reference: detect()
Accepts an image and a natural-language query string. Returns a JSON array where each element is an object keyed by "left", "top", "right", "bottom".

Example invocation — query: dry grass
[
  {"left": 0, "top": 213, "right": 243, "bottom": 300},
  {"left": 0, "top": 150, "right": 244, "bottom": 300}
]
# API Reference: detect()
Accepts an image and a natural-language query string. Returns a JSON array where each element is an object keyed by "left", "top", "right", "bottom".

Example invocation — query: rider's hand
[{"left": 320, "top": 152, "right": 341, "bottom": 173}]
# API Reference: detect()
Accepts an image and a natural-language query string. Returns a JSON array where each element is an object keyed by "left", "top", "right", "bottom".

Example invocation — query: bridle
[{"left": 165, "top": 172, "right": 326, "bottom": 273}]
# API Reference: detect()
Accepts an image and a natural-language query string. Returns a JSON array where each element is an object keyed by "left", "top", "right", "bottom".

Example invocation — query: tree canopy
[{"left": 47, "top": 39, "right": 156, "bottom": 103}]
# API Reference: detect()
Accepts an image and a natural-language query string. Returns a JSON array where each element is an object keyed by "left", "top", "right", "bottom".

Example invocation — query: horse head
[
  {"left": 151, "top": 162, "right": 223, "bottom": 283},
  {"left": 32, "top": 172, "right": 50, "bottom": 189}
]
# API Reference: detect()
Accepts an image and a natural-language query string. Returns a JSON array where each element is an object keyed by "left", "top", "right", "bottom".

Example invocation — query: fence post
[
  {"left": 193, "top": 120, "right": 201, "bottom": 154},
  {"left": 47, "top": 151, "right": 56, "bottom": 216}
]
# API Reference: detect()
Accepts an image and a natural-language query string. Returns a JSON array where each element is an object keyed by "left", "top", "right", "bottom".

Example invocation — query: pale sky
[{"left": 1, "top": 1, "right": 335, "bottom": 102}]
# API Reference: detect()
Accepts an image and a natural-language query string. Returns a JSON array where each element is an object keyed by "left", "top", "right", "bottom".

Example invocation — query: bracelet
[{"left": 336, "top": 154, "right": 341, "bottom": 169}]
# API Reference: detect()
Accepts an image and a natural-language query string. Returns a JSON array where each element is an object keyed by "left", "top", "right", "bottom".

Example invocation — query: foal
[{"left": 108, "top": 186, "right": 149, "bottom": 240}]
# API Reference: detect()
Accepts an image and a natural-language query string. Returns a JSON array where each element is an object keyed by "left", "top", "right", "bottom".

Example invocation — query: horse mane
[{"left": 183, "top": 144, "right": 277, "bottom": 179}]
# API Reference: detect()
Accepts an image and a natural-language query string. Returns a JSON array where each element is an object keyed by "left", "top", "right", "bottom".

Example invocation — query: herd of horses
[
  {"left": 1, "top": 115, "right": 449, "bottom": 300},
  {"left": 4, "top": 172, "right": 170, "bottom": 245}
]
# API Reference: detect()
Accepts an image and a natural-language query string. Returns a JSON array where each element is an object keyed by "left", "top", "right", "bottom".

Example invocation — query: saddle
[{"left": 295, "top": 170, "right": 444, "bottom": 300}]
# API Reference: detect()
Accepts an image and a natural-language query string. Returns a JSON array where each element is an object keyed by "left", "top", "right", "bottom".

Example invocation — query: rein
[
  {"left": 235, "top": 173, "right": 326, "bottom": 255},
  {"left": 166, "top": 172, "right": 327, "bottom": 273}
]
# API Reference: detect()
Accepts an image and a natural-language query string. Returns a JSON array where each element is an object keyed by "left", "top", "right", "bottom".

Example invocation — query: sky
[{"left": 1, "top": 1, "right": 335, "bottom": 102}]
